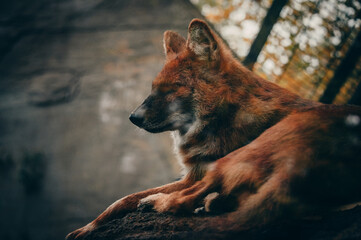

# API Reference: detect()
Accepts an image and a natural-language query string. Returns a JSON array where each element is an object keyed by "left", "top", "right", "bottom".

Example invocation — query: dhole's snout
[{"left": 129, "top": 105, "right": 146, "bottom": 127}]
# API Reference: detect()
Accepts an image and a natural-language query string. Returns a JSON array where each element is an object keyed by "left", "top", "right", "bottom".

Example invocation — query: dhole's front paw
[
  {"left": 138, "top": 192, "right": 194, "bottom": 214},
  {"left": 138, "top": 193, "right": 170, "bottom": 212},
  {"left": 65, "top": 223, "right": 94, "bottom": 240}
]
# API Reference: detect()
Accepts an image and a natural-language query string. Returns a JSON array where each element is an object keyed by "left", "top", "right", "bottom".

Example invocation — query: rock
[
  {"left": 82, "top": 206, "right": 361, "bottom": 240},
  {"left": 27, "top": 71, "right": 80, "bottom": 107}
]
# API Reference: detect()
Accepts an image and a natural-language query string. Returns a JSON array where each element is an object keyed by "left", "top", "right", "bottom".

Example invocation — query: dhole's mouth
[
  {"left": 143, "top": 124, "right": 172, "bottom": 133},
  {"left": 129, "top": 116, "right": 173, "bottom": 133}
]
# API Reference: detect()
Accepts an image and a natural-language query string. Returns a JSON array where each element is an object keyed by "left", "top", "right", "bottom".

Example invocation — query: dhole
[{"left": 67, "top": 19, "right": 361, "bottom": 239}]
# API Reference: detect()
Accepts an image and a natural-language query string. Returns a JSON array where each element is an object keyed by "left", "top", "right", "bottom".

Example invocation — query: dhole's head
[{"left": 129, "top": 19, "right": 238, "bottom": 135}]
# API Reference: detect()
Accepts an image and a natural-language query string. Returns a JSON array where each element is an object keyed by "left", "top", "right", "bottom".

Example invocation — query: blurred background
[
  {"left": 0, "top": 0, "right": 360, "bottom": 240},
  {"left": 192, "top": 0, "right": 361, "bottom": 104}
]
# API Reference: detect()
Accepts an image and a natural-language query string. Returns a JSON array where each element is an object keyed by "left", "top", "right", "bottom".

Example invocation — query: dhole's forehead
[{"left": 153, "top": 58, "right": 190, "bottom": 86}]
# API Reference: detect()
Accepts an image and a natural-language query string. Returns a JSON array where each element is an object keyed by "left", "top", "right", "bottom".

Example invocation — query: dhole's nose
[{"left": 129, "top": 112, "right": 144, "bottom": 126}]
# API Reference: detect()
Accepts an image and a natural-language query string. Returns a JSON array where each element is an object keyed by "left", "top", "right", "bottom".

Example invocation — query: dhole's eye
[
  {"left": 165, "top": 89, "right": 176, "bottom": 94},
  {"left": 168, "top": 83, "right": 186, "bottom": 94},
  {"left": 174, "top": 83, "right": 184, "bottom": 87}
]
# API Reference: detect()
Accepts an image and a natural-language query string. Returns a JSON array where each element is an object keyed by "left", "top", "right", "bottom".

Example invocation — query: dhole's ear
[
  {"left": 187, "top": 19, "right": 219, "bottom": 61},
  {"left": 163, "top": 30, "right": 186, "bottom": 60}
]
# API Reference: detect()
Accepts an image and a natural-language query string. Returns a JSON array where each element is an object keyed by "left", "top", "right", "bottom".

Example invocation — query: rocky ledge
[{"left": 81, "top": 205, "right": 361, "bottom": 240}]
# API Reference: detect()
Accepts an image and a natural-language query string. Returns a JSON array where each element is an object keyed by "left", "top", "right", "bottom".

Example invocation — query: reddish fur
[{"left": 67, "top": 19, "right": 361, "bottom": 239}]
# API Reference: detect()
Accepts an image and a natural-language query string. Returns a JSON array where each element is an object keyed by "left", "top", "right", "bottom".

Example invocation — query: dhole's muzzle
[
  {"left": 129, "top": 91, "right": 194, "bottom": 134},
  {"left": 129, "top": 94, "right": 174, "bottom": 133}
]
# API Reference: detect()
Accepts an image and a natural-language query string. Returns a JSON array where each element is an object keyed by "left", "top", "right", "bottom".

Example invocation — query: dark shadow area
[{"left": 19, "top": 152, "right": 47, "bottom": 195}]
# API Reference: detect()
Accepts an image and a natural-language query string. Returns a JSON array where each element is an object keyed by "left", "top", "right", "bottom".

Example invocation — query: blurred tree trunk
[
  {"left": 319, "top": 29, "right": 361, "bottom": 104},
  {"left": 243, "top": 0, "right": 289, "bottom": 69},
  {"left": 349, "top": 80, "right": 361, "bottom": 106}
]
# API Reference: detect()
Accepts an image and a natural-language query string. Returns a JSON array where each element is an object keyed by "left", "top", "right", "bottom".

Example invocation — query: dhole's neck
[{"left": 175, "top": 60, "right": 319, "bottom": 171}]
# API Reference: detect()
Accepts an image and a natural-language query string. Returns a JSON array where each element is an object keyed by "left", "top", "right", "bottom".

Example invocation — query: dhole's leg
[
  {"left": 227, "top": 171, "right": 294, "bottom": 228},
  {"left": 139, "top": 152, "right": 289, "bottom": 217},
  {"left": 66, "top": 177, "right": 193, "bottom": 240},
  {"left": 139, "top": 173, "right": 220, "bottom": 214},
  {"left": 141, "top": 166, "right": 291, "bottom": 229},
  {"left": 138, "top": 157, "right": 254, "bottom": 214}
]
